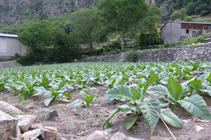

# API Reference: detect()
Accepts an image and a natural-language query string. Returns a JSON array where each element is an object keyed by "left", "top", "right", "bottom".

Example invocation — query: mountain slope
[{"left": 0, "top": 0, "right": 98, "bottom": 25}]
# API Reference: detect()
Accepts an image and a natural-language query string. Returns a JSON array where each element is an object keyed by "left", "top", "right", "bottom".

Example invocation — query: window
[
  {"left": 186, "top": 29, "right": 189, "bottom": 34},
  {"left": 0, "top": 38, "right": 6, "bottom": 52}
]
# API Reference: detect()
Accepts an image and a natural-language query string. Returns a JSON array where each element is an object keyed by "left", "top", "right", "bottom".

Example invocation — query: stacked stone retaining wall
[
  {"left": 81, "top": 42, "right": 211, "bottom": 62},
  {"left": 0, "top": 61, "right": 22, "bottom": 68}
]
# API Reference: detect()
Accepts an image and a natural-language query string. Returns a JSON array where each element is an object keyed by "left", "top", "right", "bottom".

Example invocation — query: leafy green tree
[
  {"left": 40, "top": 13, "right": 49, "bottom": 20},
  {"left": 183, "top": 16, "right": 194, "bottom": 22},
  {"left": 18, "top": 20, "right": 55, "bottom": 51},
  {"left": 69, "top": 8, "right": 101, "bottom": 53},
  {"left": 97, "top": 0, "right": 149, "bottom": 51}
]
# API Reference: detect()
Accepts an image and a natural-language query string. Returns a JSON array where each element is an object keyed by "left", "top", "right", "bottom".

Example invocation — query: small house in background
[
  {"left": 0, "top": 33, "right": 29, "bottom": 58},
  {"left": 161, "top": 21, "right": 211, "bottom": 44}
]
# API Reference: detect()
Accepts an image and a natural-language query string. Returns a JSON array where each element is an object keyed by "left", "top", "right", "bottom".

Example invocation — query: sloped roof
[
  {"left": 160, "top": 21, "right": 211, "bottom": 31},
  {"left": 0, "top": 33, "right": 18, "bottom": 38}
]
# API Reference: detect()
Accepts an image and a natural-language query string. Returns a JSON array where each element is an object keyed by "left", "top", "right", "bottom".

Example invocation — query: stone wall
[
  {"left": 0, "top": 61, "right": 22, "bottom": 68},
  {"left": 81, "top": 42, "right": 211, "bottom": 62}
]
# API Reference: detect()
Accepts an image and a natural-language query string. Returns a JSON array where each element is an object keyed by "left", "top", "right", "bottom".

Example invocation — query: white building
[
  {"left": 161, "top": 21, "right": 211, "bottom": 44},
  {"left": 0, "top": 33, "right": 29, "bottom": 58}
]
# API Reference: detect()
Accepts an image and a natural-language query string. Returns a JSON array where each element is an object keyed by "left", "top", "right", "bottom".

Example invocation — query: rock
[
  {"left": 21, "top": 135, "right": 29, "bottom": 140},
  {"left": 30, "top": 137, "right": 39, "bottom": 140},
  {"left": 57, "top": 137, "right": 67, "bottom": 140},
  {"left": 26, "top": 103, "right": 36, "bottom": 110},
  {"left": 150, "top": 136, "right": 158, "bottom": 140},
  {"left": 17, "top": 115, "right": 37, "bottom": 132},
  {"left": 22, "top": 129, "right": 41, "bottom": 139},
  {"left": 41, "top": 127, "right": 58, "bottom": 140},
  {"left": 195, "top": 125, "right": 204, "bottom": 132},
  {"left": 128, "top": 137, "right": 145, "bottom": 140},
  {"left": 10, "top": 125, "right": 21, "bottom": 140},
  {"left": 45, "top": 110, "right": 59, "bottom": 120},
  {"left": 30, "top": 124, "right": 43, "bottom": 130},
  {"left": 87, "top": 130, "right": 109, "bottom": 140},
  {"left": 110, "top": 132, "right": 127, "bottom": 140},
  {"left": 0, "top": 101, "right": 23, "bottom": 115},
  {"left": 0, "top": 110, "right": 18, "bottom": 140}
]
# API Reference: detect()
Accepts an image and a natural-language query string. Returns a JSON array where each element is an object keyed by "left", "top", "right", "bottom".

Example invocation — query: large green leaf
[
  {"left": 103, "top": 105, "right": 133, "bottom": 129},
  {"left": 70, "top": 99, "right": 83, "bottom": 110},
  {"left": 126, "top": 117, "right": 138, "bottom": 130},
  {"left": 138, "top": 98, "right": 161, "bottom": 134},
  {"left": 178, "top": 95, "right": 211, "bottom": 120},
  {"left": 168, "top": 77, "right": 183, "bottom": 100},
  {"left": 131, "top": 87, "right": 141, "bottom": 100},
  {"left": 188, "top": 78, "right": 202, "bottom": 91},
  {"left": 141, "top": 74, "right": 158, "bottom": 99},
  {"left": 84, "top": 95, "right": 95, "bottom": 107},
  {"left": 44, "top": 98, "right": 53, "bottom": 106},
  {"left": 161, "top": 108, "right": 183, "bottom": 129},
  {"left": 105, "top": 85, "right": 135, "bottom": 103},
  {"left": 147, "top": 85, "right": 170, "bottom": 96}
]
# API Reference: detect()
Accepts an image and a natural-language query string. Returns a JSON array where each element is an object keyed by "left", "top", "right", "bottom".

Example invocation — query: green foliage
[
  {"left": 127, "top": 51, "right": 138, "bottom": 62},
  {"left": 180, "top": 34, "right": 209, "bottom": 46},
  {"left": 97, "top": 0, "right": 150, "bottom": 51},
  {"left": 183, "top": 16, "right": 194, "bottom": 22},
  {"left": 138, "top": 32, "right": 163, "bottom": 50},
  {"left": 70, "top": 91, "right": 96, "bottom": 109}
]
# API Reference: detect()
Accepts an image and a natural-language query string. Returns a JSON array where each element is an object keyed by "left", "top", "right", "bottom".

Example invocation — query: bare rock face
[
  {"left": 87, "top": 130, "right": 109, "bottom": 140},
  {"left": 110, "top": 132, "right": 127, "bottom": 140},
  {"left": 0, "top": 110, "right": 18, "bottom": 140},
  {"left": 0, "top": 101, "right": 23, "bottom": 115},
  {"left": 21, "top": 129, "right": 41, "bottom": 139},
  {"left": 41, "top": 127, "right": 58, "bottom": 140},
  {"left": 17, "top": 115, "right": 37, "bottom": 133},
  {"left": 10, "top": 125, "right": 21, "bottom": 140}
]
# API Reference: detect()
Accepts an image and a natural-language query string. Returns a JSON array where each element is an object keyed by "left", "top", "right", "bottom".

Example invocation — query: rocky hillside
[{"left": 0, "top": 0, "right": 98, "bottom": 25}]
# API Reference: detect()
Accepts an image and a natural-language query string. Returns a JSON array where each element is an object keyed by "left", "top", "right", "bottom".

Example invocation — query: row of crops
[{"left": 1, "top": 61, "right": 211, "bottom": 134}]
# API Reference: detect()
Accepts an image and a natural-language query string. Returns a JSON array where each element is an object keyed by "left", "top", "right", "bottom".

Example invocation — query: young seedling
[{"left": 70, "top": 91, "right": 95, "bottom": 110}]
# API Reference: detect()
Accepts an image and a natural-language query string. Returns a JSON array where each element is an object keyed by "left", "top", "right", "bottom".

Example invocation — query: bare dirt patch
[{"left": 1, "top": 85, "right": 211, "bottom": 140}]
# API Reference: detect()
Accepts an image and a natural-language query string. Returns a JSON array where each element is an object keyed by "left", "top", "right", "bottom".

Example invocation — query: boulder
[
  {"left": 10, "top": 125, "right": 21, "bottom": 140},
  {"left": 110, "top": 132, "right": 127, "bottom": 140},
  {"left": 0, "top": 101, "right": 23, "bottom": 115},
  {"left": 41, "top": 127, "right": 58, "bottom": 140},
  {"left": 0, "top": 110, "right": 18, "bottom": 140},
  {"left": 21, "top": 129, "right": 41, "bottom": 139},
  {"left": 87, "top": 130, "right": 109, "bottom": 140},
  {"left": 45, "top": 110, "right": 59, "bottom": 120},
  {"left": 17, "top": 115, "right": 37, "bottom": 132},
  {"left": 128, "top": 137, "right": 145, "bottom": 140},
  {"left": 30, "top": 124, "right": 43, "bottom": 130}
]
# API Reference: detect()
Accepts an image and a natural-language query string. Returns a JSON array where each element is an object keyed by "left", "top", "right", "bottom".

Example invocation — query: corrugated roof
[
  {"left": 160, "top": 21, "right": 211, "bottom": 31},
  {"left": 0, "top": 33, "right": 18, "bottom": 38}
]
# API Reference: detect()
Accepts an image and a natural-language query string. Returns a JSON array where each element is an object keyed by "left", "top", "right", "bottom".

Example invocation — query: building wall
[
  {"left": 0, "top": 37, "right": 29, "bottom": 57},
  {"left": 161, "top": 22, "right": 181, "bottom": 44}
]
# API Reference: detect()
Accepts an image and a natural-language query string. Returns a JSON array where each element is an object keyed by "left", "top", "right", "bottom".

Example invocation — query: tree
[
  {"left": 97, "top": 0, "right": 149, "bottom": 51},
  {"left": 170, "top": 10, "right": 183, "bottom": 21},
  {"left": 69, "top": 8, "right": 101, "bottom": 53},
  {"left": 183, "top": 16, "right": 194, "bottom": 22},
  {"left": 18, "top": 20, "right": 55, "bottom": 51}
]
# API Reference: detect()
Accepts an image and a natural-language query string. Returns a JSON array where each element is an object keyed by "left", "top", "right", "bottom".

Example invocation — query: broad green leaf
[
  {"left": 131, "top": 87, "right": 141, "bottom": 100},
  {"left": 178, "top": 95, "right": 211, "bottom": 120},
  {"left": 70, "top": 99, "right": 82, "bottom": 110},
  {"left": 84, "top": 95, "right": 95, "bottom": 107},
  {"left": 63, "top": 93, "right": 72, "bottom": 99},
  {"left": 158, "top": 98, "right": 169, "bottom": 106},
  {"left": 141, "top": 74, "right": 158, "bottom": 99},
  {"left": 188, "top": 78, "right": 202, "bottom": 91},
  {"left": 80, "top": 91, "right": 88, "bottom": 99},
  {"left": 201, "top": 86, "right": 211, "bottom": 96},
  {"left": 168, "top": 77, "right": 183, "bottom": 100},
  {"left": 138, "top": 98, "right": 161, "bottom": 134},
  {"left": 198, "top": 72, "right": 210, "bottom": 81},
  {"left": 147, "top": 85, "right": 169, "bottom": 96},
  {"left": 206, "top": 73, "right": 211, "bottom": 84},
  {"left": 44, "top": 98, "right": 53, "bottom": 106},
  {"left": 105, "top": 85, "right": 135, "bottom": 103},
  {"left": 127, "top": 117, "right": 138, "bottom": 130},
  {"left": 161, "top": 108, "right": 183, "bottom": 129},
  {"left": 103, "top": 105, "right": 133, "bottom": 129}
]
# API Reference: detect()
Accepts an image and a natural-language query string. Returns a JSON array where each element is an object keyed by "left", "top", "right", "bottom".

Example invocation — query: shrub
[{"left": 127, "top": 51, "right": 138, "bottom": 62}]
